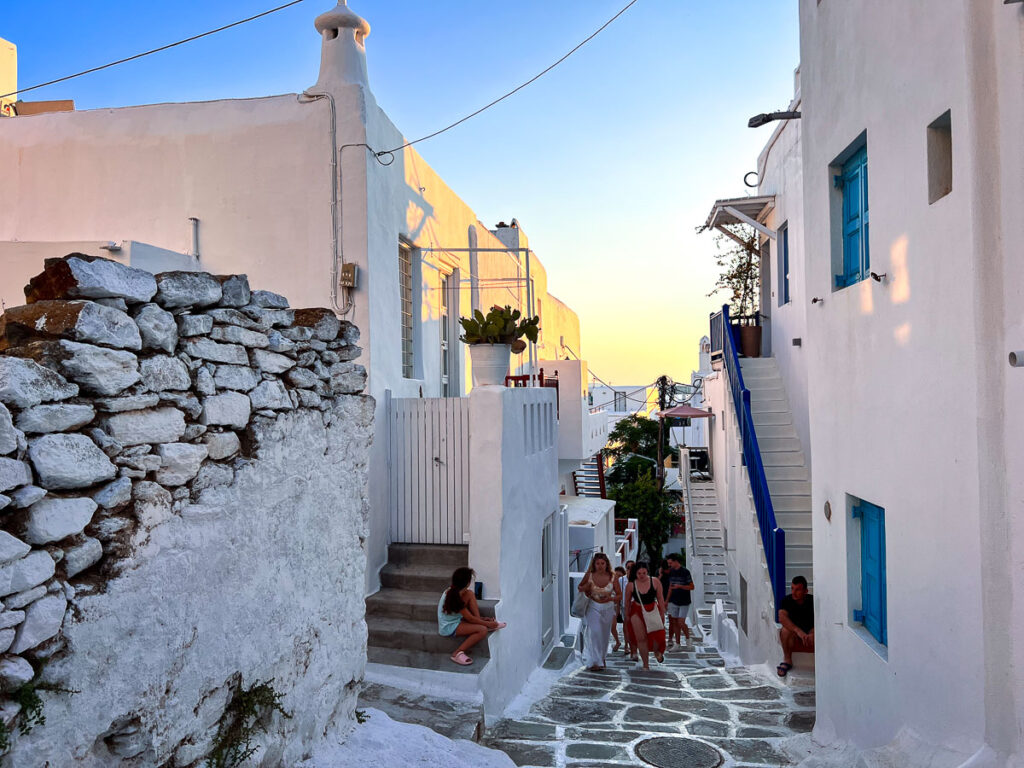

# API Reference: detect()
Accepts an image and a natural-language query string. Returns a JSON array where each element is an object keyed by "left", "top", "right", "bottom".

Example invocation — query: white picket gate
[{"left": 387, "top": 394, "right": 471, "bottom": 544}]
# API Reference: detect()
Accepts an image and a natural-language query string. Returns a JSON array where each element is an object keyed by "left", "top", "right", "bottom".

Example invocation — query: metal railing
[{"left": 714, "top": 304, "right": 786, "bottom": 613}]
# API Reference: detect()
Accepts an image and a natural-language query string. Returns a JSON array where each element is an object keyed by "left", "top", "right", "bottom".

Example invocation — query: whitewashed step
[
  {"left": 786, "top": 563, "right": 813, "bottom": 585},
  {"left": 756, "top": 424, "right": 798, "bottom": 439},
  {"left": 775, "top": 511, "right": 812, "bottom": 529},
  {"left": 768, "top": 480, "right": 811, "bottom": 496},
  {"left": 750, "top": 400, "right": 790, "bottom": 415},
  {"left": 739, "top": 358, "right": 778, "bottom": 370},
  {"left": 752, "top": 411, "right": 793, "bottom": 427},
  {"left": 761, "top": 450, "right": 806, "bottom": 467},
  {"left": 785, "top": 527, "right": 813, "bottom": 546},
  {"left": 749, "top": 388, "right": 787, "bottom": 402},
  {"left": 764, "top": 465, "right": 809, "bottom": 481},
  {"left": 757, "top": 437, "right": 801, "bottom": 453},
  {"left": 773, "top": 496, "right": 812, "bottom": 515}
]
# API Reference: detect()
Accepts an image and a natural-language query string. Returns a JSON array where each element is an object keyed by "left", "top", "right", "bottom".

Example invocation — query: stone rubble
[{"left": 0, "top": 254, "right": 368, "bottom": 743}]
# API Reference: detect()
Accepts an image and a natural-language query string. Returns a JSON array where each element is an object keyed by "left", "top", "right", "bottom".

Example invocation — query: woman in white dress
[{"left": 577, "top": 553, "right": 622, "bottom": 670}]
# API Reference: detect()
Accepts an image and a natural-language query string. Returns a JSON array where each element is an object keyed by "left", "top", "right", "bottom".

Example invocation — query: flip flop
[
  {"left": 451, "top": 651, "right": 473, "bottom": 666},
  {"left": 777, "top": 662, "right": 792, "bottom": 677},
  {"left": 488, "top": 621, "right": 507, "bottom": 631}
]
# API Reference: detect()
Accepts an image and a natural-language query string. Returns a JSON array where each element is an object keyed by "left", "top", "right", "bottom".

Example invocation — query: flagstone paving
[{"left": 483, "top": 639, "right": 815, "bottom": 767}]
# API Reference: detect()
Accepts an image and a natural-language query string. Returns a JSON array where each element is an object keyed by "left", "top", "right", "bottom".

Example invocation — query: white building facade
[{"left": 700, "top": 1, "right": 1024, "bottom": 764}]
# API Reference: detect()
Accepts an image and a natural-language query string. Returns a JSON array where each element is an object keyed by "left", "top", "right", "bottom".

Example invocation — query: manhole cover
[{"left": 635, "top": 736, "right": 723, "bottom": 768}]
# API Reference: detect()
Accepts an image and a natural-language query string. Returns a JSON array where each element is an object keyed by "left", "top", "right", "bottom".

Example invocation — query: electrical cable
[
  {"left": 374, "top": 0, "right": 640, "bottom": 157},
  {"left": 0, "top": 0, "right": 309, "bottom": 101}
]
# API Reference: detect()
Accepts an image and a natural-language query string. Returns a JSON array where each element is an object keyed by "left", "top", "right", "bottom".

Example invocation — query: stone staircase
[
  {"left": 365, "top": 543, "right": 497, "bottom": 674},
  {"left": 688, "top": 481, "right": 737, "bottom": 637},
  {"left": 739, "top": 357, "right": 813, "bottom": 589}
]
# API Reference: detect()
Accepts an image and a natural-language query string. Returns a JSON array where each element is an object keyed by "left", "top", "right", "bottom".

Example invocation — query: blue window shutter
[
  {"left": 859, "top": 501, "right": 887, "bottom": 645},
  {"left": 861, "top": 157, "right": 870, "bottom": 275},
  {"left": 782, "top": 225, "right": 790, "bottom": 304},
  {"left": 839, "top": 145, "right": 869, "bottom": 287}
]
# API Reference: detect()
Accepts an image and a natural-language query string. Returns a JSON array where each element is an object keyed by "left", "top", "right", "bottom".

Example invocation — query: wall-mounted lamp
[
  {"left": 870, "top": 271, "right": 888, "bottom": 282},
  {"left": 811, "top": 297, "right": 824, "bottom": 305},
  {"left": 1010, "top": 351, "right": 1024, "bottom": 367},
  {"left": 748, "top": 110, "right": 802, "bottom": 128},
  {"left": 99, "top": 241, "right": 122, "bottom": 252}
]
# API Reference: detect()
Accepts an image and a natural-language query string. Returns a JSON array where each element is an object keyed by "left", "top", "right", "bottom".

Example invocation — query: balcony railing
[{"left": 711, "top": 304, "right": 786, "bottom": 614}]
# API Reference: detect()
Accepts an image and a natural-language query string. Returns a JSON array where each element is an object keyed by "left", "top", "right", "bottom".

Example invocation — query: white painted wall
[
  {"left": 794, "top": 0, "right": 1024, "bottom": 761},
  {"left": 756, "top": 88, "right": 811, "bottom": 467},
  {"left": 468, "top": 386, "right": 559, "bottom": 719}
]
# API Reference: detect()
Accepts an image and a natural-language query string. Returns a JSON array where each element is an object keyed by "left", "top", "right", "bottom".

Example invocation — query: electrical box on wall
[{"left": 339, "top": 263, "right": 359, "bottom": 289}]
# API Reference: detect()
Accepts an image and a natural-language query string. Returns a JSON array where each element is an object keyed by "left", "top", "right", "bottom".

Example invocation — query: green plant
[
  {"left": 608, "top": 468, "right": 678, "bottom": 572},
  {"left": 0, "top": 677, "right": 78, "bottom": 754},
  {"left": 354, "top": 709, "right": 369, "bottom": 724},
  {"left": 702, "top": 224, "right": 760, "bottom": 317},
  {"left": 458, "top": 305, "right": 539, "bottom": 353},
  {"left": 206, "top": 680, "right": 292, "bottom": 768}
]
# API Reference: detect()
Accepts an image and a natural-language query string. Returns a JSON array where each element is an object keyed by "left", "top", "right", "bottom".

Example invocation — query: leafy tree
[
  {"left": 605, "top": 414, "right": 670, "bottom": 463},
  {"left": 608, "top": 468, "right": 677, "bottom": 572},
  {"left": 706, "top": 225, "right": 760, "bottom": 317},
  {"left": 606, "top": 454, "right": 657, "bottom": 486}
]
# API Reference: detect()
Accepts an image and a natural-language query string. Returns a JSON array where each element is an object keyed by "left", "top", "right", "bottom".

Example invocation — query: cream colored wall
[
  {"left": 0, "top": 95, "right": 335, "bottom": 310},
  {"left": 0, "top": 37, "right": 15, "bottom": 118}
]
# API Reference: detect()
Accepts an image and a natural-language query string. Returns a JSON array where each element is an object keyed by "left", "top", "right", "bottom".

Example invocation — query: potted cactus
[{"left": 459, "top": 305, "right": 540, "bottom": 386}]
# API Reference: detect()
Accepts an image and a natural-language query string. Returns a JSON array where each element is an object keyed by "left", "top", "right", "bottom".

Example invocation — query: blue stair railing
[{"left": 710, "top": 305, "right": 786, "bottom": 615}]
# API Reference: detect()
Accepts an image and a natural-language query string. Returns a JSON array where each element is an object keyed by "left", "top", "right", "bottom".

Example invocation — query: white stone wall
[{"left": 0, "top": 254, "right": 372, "bottom": 765}]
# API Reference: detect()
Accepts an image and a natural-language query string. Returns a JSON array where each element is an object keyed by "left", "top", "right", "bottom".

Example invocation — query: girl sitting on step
[{"left": 438, "top": 567, "right": 507, "bottom": 666}]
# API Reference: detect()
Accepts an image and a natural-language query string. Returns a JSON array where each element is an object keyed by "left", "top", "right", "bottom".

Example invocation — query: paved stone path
[{"left": 483, "top": 638, "right": 815, "bottom": 767}]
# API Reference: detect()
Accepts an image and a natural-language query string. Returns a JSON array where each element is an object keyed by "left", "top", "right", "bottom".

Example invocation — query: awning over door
[{"left": 705, "top": 195, "right": 777, "bottom": 247}]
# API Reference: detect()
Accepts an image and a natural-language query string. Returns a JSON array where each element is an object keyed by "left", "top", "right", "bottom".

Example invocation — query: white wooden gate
[{"left": 388, "top": 395, "right": 471, "bottom": 544}]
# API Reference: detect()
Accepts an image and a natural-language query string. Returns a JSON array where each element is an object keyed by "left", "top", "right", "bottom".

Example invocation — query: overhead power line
[
  {"left": 0, "top": 0, "right": 309, "bottom": 101},
  {"left": 375, "top": 0, "right": 640, "bottom": 158}
]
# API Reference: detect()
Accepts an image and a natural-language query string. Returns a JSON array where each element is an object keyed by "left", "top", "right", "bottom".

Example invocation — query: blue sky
[{"left": 3, "top": 0, "right": 799, "bottom": 385}]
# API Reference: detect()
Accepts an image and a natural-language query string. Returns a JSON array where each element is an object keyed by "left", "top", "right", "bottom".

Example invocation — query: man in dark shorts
[
  {"left": 777, "top": 575, "right": 813, "bottom": 677},
  {"left": 665, "top": 553, "right": 694, "bottom": 645}
]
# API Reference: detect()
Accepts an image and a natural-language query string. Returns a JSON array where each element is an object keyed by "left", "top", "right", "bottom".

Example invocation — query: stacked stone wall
[{"left": 0, "top": 254, "right": 373, "bottom": 765}]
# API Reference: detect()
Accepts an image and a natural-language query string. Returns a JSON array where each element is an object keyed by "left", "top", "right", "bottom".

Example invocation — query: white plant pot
[{"left": 469, "top": 343, "right": 511, "bottom": 387}]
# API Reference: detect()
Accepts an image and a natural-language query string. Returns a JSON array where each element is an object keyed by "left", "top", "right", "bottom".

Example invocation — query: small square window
[{"left": 927, "top": 110, "right": 952, "bottom": 204}]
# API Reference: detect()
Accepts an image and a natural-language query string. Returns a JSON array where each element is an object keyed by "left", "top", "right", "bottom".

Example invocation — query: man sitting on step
[{"left": 777, "top": 575, "right": 813, "bottom": 677}]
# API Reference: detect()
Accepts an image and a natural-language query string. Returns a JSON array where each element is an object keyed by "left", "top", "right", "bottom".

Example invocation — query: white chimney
[{"left": 311, "top": 1, "right": 370, "bottom": 91}]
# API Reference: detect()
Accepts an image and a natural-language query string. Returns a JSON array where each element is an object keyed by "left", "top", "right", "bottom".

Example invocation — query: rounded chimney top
[
  {"left": 315, "top": 1, "right": 370, "bottom": 42},
  {"left": 310, "top": 1, "right": 371, "bottom": 90}
]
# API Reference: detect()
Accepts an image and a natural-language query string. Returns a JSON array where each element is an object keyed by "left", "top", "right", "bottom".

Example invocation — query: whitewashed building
[
  {"left": 697, "top": 1, "right": 1024, "bottom": 765},
  {"left": 0, "top": 1, "right": 609, "bottom": 719}
]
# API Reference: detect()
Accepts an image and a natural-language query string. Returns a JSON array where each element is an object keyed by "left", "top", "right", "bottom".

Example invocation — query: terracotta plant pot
[
  {"left": 469, "top": 343, "right": 511, "bottom": 386},
  {"left": 737, "top": 326, "right": 762, "bottom": 358}
]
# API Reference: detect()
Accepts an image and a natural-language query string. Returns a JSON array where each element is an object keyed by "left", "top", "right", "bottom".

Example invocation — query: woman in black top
[{"left": 623, "top": 562, "right": 667, "bottom": 669}]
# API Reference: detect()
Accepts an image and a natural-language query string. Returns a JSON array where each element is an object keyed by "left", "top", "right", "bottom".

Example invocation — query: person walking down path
[
  {"left": 624, "top": 561, "right": 667, "bottom": 670},
  {"left": 578, "top": 553, "right": 622, "bottom": 671},
  {"left": 665, "top": 552, "right": 695, "bottom": 645},
  {"left": 611, "top": 565, "right": 626, "bottom": 652},
  {"left": 438, "top": 567, "right": 506, "bottom": 666}
]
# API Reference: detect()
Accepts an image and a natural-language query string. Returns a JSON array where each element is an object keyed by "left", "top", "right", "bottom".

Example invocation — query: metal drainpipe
[{"left": 298, "top": 90, "right": 353, "bottom": 317}]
